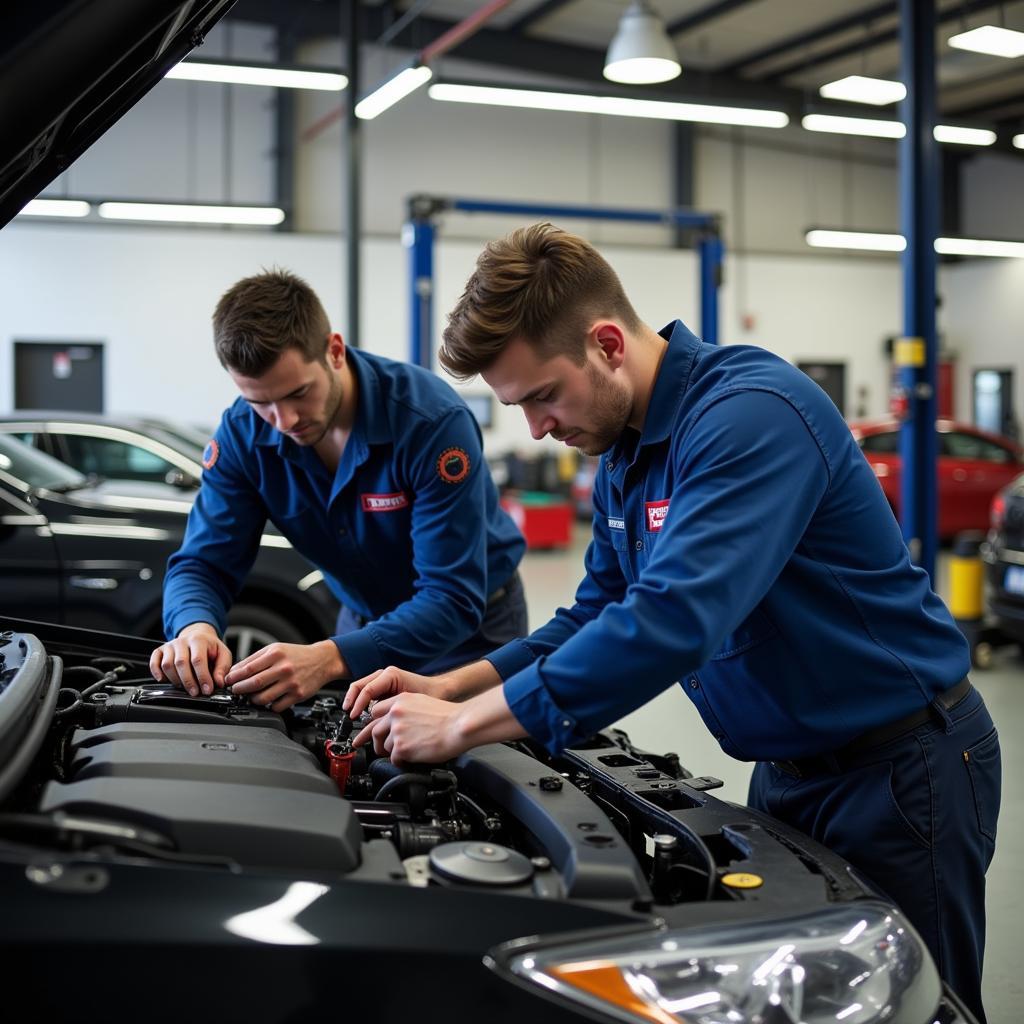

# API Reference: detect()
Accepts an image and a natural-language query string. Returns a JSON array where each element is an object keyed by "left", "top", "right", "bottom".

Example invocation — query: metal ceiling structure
[{"left": 232, "top": 0, "right": 1024, "bottom": 128}]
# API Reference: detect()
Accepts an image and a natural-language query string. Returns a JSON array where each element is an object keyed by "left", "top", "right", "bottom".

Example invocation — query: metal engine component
[{"left": 428, "top": 841, "right": 534, "bottom": 887}]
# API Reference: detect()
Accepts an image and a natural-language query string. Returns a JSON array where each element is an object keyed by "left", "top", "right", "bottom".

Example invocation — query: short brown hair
[
  {"left": 440, "top": 223, "right": 641, "bottom": 381},
  {"left": 213, "top": 268, "right": 331, "bottom": 376}
]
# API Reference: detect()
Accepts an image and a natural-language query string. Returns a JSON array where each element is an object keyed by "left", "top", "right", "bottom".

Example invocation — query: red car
[{"left": 848, "top": 418, "right": 1024, "bottom": 537}]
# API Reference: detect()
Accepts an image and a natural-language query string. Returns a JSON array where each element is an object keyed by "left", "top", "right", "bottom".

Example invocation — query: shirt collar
[
  {"left": 636, "top": 319, "right": 702, "bottom": 448},
  {"left": 251, "top": 347, "right": 391, "bottom": 454}
]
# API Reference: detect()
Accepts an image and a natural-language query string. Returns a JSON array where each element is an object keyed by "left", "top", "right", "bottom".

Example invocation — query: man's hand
[
  {"left": 343, "top": 666, "right": 448, "bottom": 719},
  {"left": 352, "top": 693, "right": 466, "bottom": 765},
  {"left": 150, "top": 622, "right": 232, "bottom": 697},
  {"left": 352, "top": 685, "right": 528, "bottom": 766},
  {"left": 225, "top": 639, "right": 347, "bottom": 713}
]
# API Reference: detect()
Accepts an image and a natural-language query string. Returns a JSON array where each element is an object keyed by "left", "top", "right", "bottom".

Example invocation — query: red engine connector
[{"left": 325, "top": 739, "right": 356, "bottom": 796}]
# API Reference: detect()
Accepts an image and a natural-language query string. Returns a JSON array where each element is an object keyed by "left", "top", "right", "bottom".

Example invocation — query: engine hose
[
  {"left": 79, "top": 669, "right": 126, "bottom": 699},
  {"left": 375, "top": 773, "right": 435, "bottom": 802},
  {"left": 59, "top": 666, "right": 103, "bottom": 681},
  {"left": 53, "top": 688, "right": 83, "bottom": 719}
]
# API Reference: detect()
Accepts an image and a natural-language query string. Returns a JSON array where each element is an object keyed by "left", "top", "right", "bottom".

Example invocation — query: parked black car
[
  {"left": 983, "top": 472, "right": 1024, "bottom": 650},
  {"left": 0, "top": 434, "right": 338, "bottom": 655},
  {"left": 0, "top": 620, "right": 974, "bottom": 1024},
  {"left": 0, "top": 412, "right": 211, "bottom": 491}
]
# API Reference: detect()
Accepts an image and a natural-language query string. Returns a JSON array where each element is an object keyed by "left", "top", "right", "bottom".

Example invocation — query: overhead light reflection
[{"left": 224, "top": 882, "right": 329, "bottom": 945}]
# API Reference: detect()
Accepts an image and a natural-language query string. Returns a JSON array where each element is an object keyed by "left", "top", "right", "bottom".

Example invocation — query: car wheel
[{"left": 225, "top": 604, "right": 305, "bottom": 660}]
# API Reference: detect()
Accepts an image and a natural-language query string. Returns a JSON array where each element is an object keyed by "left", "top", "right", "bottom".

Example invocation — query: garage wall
[{"left": 2, "top": 221, "right": 902, "bottom": 452}]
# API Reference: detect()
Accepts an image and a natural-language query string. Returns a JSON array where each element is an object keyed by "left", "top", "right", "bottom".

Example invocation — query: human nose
[
  {"left": 524, "top": 407, "right": 556, "bottom": 441},
  {"left": 273, "top": 403, "right": 300, "bottom": 431}
]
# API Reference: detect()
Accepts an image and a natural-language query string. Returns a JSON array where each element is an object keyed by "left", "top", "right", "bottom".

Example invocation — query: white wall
[{"left": 1, "top": 222, "right": 907, "bottom": 454}]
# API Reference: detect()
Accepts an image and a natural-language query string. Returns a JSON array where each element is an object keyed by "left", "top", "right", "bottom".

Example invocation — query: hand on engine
[
  {"left": 342, "top": 665, "right": 442, "bottom": 719},
  {"left": 225, "top": 639, "right": 347, "bottom": 713},
  {"left": 150, "top": 622, "right": 232, "bottom": 697},
  {"left": 352, "top": 693, "right": 466, "bottom": 766}
]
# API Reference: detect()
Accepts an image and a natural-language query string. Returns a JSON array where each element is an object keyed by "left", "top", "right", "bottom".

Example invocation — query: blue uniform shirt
[
  {"left": 164, "top": 348, "right": 525, "bottom": 677},
  {"left": 487, "top": 321, "right": 970, "bottom": 761}
]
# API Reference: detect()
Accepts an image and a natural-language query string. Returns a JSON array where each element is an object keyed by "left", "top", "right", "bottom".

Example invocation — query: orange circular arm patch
[{"left": 437, "top": 446, "right": 470, "bottom": 484}]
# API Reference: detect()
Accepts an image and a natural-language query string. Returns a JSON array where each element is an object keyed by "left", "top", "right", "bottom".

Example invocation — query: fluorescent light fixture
[
  {"left": 356, "top": 65, "right": 432, "bottom": 120},
  {"left": 806, "top": 229, "right": 907, "bottom": 252},
  {"left": 806, "top": 229, "right": 1024, "bottom": 258},
  {"left": 98, "top": 202, "right": 285, "bottom": 226},
  {"left": 948, "top": 24, "right": 1024, "bottom": 58},
  {"left": 165, "top": 61, "right": 347, "bottom": 91},
  {"left": 802, "top": 113, "right": 905, "bottom": 138},
  {"left": 604, "top": 0, "right": 681, "bottom": 85},
  {"left": 17, "top": 199, "right": 91, "bottom": 218},
  {"left": 429, "top": 83, "right": 788, "bottom": 129},
  {"left": 1014, "top": 133, "right": 1024, "bottom": 149},
  {"left": 936, "top": 237, "right": 1024, "bottom": 258},
  {"left": 819, "top": 75, "right": 906, "bottom": 105},
  {"left": 934, "top": 124, "right": 997, "bottom": 145}
]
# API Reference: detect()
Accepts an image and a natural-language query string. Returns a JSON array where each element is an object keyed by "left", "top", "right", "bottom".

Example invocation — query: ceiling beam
[
  {"left": 229, "top": 0, "right": 803, "bottom": 110},
  {"left": 667, "top": 0, "right": 760, "bottom": 37},
  {"left": 718, "top": 1, "right": 895, "bottom": 75},
  {"left": 760, "top": 0, "right": 1006, "bottom": 82},
  {"left": 508, "top": 0, "right": 577, "bottom": 34}
]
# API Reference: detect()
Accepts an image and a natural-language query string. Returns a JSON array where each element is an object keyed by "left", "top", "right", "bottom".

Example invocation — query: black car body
[
  {"left": 0, "top": 413, "right": 212, "bottom": 491},
  {"left": 0, "top": 621, "right": 974, "bottom": 1024},
  {"left": 0, "top": 434, "right": 338, "bottom": 654},
  {"left": 983, "top": 473, "right": 1024, "bottom": 647}
]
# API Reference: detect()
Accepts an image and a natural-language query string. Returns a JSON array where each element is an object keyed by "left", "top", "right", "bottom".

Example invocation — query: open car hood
[{"left": 0, "top": 0, "right": 236, "bottom": 228}]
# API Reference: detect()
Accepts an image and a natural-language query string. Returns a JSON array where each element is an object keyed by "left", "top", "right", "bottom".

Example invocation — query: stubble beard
[{"left": 574, "top": 362, "right": 632, "bottom": 456}]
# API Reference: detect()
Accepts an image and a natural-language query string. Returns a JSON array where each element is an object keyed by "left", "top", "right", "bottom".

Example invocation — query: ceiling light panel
[
  {"left": 948, "top": 25, "right": 1024, "bottom": 58},
  {"left": 819, "top": 75, "right": 907, "bottom": 105},
  {"left": 429, "top": 83, "right": 788, "bottom": 128},
  {"left": 98, "top": 203, "right": 285, "bottom": 225},
  {"left": 165, "top": 62, "right": 347, "bottom": 91}
]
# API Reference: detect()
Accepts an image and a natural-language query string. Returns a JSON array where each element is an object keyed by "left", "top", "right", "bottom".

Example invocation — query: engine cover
[{"left": 39, "top": 721, "right": 362, "bottom": 873}]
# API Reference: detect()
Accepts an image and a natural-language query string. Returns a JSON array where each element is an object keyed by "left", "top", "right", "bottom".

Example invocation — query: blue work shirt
[
  {"left": 487, "top": 320, "right": 970, "bottom": 762},
  {"left": 164, "top": 348, "right": 525, "bottom": 677}
]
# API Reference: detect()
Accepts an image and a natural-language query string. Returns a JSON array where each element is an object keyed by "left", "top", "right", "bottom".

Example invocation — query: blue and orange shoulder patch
[
  {"left": 436, "top": 446, "right": 470, "bottom": 484},
  {"left": 202, "top": 439, "right": 220, "bottom": 470}
]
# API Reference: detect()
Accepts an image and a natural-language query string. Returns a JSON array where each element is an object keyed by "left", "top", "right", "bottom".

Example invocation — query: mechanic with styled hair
[
  {"left": 344, "top": 223, "right": 1000, "bottom": 1022},
  {"left": 151, "top": 268, "right": 526, "bottom": 711}
]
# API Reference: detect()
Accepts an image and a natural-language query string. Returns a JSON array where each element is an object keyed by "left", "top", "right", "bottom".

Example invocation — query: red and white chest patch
[
  {"left": 645, "top": 499, "right": 670, "bottom": 532},
  {"left": 361, "top": 491, "right": 410, "bottom": 513}
]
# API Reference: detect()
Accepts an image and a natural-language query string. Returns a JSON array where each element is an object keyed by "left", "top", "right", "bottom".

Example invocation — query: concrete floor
[{"left": 518, "top": 523, "right": 1023, "bottom": 1023}]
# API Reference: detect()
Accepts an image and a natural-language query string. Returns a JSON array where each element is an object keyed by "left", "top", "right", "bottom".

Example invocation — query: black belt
[
  {"left": 771, "top": 677, "right": 973, "bottom": 779},
  {"left": 486, "top": 570, "right": 520, "bottom": 608}
]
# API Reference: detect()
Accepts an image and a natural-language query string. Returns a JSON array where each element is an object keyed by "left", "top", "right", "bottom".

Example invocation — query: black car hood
[{"left": 0, "top": 0, "right": 236, "bottom": 228}]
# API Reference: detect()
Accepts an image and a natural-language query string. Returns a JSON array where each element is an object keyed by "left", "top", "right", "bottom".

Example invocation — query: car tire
[{"left": 225, "top": 604, "right": 305, "bottom": 660}]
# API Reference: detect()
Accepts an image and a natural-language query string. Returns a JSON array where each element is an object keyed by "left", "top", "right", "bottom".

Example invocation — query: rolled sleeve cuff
[
  {"left": 503, "top": 665, "right": 583, "bottom": 755},
  {"left": 333, "top": 627, "right": 387, "bottom": 680},
  {"left": 484, "top": 638, "right": 537, "bottom": 680}
]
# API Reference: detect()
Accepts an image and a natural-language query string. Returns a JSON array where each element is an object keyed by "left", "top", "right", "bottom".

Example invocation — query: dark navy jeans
[
  {"left": 748, "top": 683, "right": 1000, "bottom": 1023},
  {"left": 335, "top": 571, "right": 529, "bottom": 675}
]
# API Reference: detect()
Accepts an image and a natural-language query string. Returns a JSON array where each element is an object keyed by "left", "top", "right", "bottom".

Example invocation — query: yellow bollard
[{"left": 949, "top": 532, "right": 985, "bottom": 621}]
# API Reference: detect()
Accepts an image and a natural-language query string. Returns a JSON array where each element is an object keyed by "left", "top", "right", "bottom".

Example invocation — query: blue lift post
[
  {"left": 899, "top": 0, "right": 940, "bottom": 579},
  {"left": 404, "top": 195, "right": 724, "bottom": 371}
]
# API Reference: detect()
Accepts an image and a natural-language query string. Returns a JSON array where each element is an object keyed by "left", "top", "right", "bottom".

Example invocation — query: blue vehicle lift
[{"left": 403, "top": 195, "right": 724, "bottom": 372}]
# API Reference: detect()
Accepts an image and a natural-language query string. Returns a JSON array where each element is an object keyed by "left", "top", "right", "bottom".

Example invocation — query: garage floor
[{"left": 518, "top": 523, "right": 1023, "bottom": 1023}]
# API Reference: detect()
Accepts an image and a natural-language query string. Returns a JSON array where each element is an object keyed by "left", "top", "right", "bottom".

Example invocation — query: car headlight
[{"left": 492, "top": 901, "right": 948, "bottom": 1024}]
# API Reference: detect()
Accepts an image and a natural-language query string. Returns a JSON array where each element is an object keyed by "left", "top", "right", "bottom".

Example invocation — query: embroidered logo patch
[
  {"left": 202, "top": 439, "right": 219, "bottom": 470},
  {"left": 645, "top": 499, "right": 670, "bottom": 532},
  {"left": 437, "top": 447, "right": 470, "bottom": 484},
  {"left": 361, "top": 492, "right": 410, "bottom": 512}
]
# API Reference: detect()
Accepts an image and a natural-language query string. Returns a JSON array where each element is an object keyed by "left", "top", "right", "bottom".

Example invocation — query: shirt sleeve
[
  {"left": 333, "top": 407, "right": 504, "bottom": 677},
  {"left": 162, "top": 421, "right": 267, "bottom": 640},
  {"left": 502, "top": 390, "right": 831, "bottom": 753},
  {"left": 485, "top": 476, "right": 628, "bottom": 680}
]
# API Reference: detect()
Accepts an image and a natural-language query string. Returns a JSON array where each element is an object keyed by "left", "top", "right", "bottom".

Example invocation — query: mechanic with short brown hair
[
  {"left": 151, "top": 268, "right": 526, "bottom": 712},
  {"left": 344, "top": 223, "right": 1000, "bottom": 1023}
]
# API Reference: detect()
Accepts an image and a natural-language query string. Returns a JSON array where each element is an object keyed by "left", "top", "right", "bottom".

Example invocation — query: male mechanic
[
  {"left": 344, "top": 224, "right": 1000, "bottom": 1021},
  {"left": 151, "top": 269, "right": 526, "bottom": 711}
]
